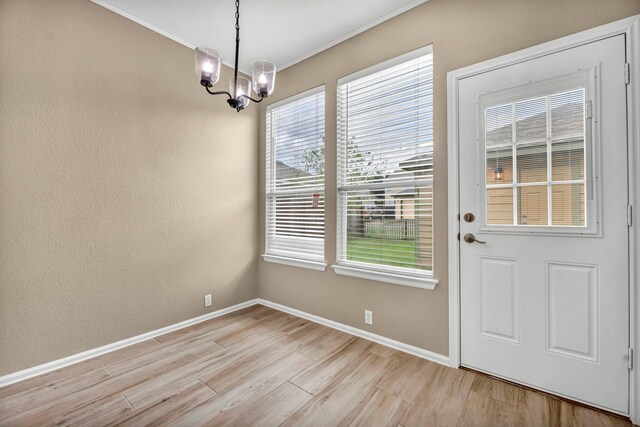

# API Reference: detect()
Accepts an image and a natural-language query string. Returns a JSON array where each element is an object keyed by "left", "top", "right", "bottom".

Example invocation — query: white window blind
[
  {"left": 485, "top": 88, "right": 587, "bottom": 227},
  {"left": 266, "top": 87, "right": 325, "bottom": 262},
  {"left": 336, "top": 47, "right": 434, "bottom": 277}
]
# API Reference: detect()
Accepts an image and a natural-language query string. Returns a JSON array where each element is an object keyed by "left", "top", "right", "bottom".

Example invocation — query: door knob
[{"left": 463, "top": 233, "right": 486, "bottom": 244}]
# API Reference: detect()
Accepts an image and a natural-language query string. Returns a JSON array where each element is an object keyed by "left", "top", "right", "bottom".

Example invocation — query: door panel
[
  {"left": 546, "top": 261, "right": 598, "bottom": 361},
  {"left": 459, "top": 35, "right": 629, "bottom": 413},
  {"left": 479, "top": 257, "right": 519, "bottom": 342}
]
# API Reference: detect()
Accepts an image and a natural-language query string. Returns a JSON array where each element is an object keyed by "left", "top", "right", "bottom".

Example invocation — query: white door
[{"left": 459, "top": 35, "right": 629, "bottom": 413}]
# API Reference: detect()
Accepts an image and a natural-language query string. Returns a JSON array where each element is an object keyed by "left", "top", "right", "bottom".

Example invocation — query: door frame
[{"left": 447, "top": 15, "right": 640, "bottom": 421}]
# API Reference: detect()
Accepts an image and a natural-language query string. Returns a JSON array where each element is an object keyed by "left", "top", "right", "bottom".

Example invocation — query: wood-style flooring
[{"left": 0, "top": 305, "right": 632, "bottom": 426}]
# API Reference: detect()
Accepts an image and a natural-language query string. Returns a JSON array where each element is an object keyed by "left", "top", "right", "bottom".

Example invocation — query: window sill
[
  {"left": 262, "top": 254, "right": 327, "bottom": 271},
  {"left": 331, "top": 264, "right": 438, "bottom": 290}
]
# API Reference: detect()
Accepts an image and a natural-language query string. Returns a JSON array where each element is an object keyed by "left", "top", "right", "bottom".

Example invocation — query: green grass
[{"left": 346, "top": 237, "right": 416, "bottom": 268}]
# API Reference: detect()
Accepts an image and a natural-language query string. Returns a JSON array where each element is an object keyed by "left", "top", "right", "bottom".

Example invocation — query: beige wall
[
  {"left": 258, "top": 0, "right": 640, "bottom": 356},
  {"left": 0, "top": 0, "right": 259, "bottom": 376}
]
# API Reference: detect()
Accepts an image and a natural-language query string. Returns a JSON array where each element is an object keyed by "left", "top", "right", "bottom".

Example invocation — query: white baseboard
[
  {"left": 1, "top": 296, "right": 449, "bottom": 389},
  {"left": 0, "top": 299, "right": 260, "bottom": 389},
  {"left": 257, "top": 298, "right": 450, "bottom": 367}
]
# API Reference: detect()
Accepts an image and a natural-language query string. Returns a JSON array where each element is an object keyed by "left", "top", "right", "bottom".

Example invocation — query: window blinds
[
  {"left": 266, "top": 87, "right": 325, "bottom": 261},
  {"left": 336, "top": 47, "right": 434, "bottom": 275}
]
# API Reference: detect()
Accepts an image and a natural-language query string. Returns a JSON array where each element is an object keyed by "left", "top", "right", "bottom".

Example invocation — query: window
[
  {"left": 334, "top": 47, "right": 436, "bottom": 288},
  {"left": 484, "top": 88, "right": 587, "bottom": 228},
  {"left": 264, "top": 87, "right": 325, "bottom": 269}
]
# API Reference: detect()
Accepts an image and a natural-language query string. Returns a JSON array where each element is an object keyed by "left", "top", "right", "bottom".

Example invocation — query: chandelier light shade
[
  {"left": 195, "top": 48, "right": 222, "bottom": 87},
  {"left": 194, "top": 0, "right": 276, "bottom": 112},
  {"left": 251, "top": 60, "right": 276, "bottom": 97},
  {"left": 229, "top": 76, "right": 251, "bottom": 109}
]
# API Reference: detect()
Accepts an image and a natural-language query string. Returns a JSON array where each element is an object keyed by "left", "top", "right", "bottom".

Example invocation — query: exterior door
[{"left": 459, "top": 35, "right": 629, "bottom": 413}]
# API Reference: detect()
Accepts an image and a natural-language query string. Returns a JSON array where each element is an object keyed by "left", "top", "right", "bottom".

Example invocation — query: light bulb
[
  {"left": 200, "top": 60, "right": 214, "bottom": 86},
  {"left": 257, "top": 73, "right": 268, "bottom": 96},
  {"left": 202, "top": 61, "right": 214, "bottom": 73}
]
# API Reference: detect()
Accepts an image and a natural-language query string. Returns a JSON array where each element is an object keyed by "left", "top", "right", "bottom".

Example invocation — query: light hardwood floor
[{"left": 0, "top": 305, "right": 632, "bottom": 426}]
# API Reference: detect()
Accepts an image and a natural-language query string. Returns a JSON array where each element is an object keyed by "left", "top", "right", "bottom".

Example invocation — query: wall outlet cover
[
  {"left": 204, "top": 294, "right": 212, "bottom": 307},
  {"left": 365, "top": 310, "right": 373, "bottom": 325}
]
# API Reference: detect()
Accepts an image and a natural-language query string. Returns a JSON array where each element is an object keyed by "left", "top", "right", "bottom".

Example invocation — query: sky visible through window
[
  {"left": 275, "top": 57, "right": 434, "bottom": 180},
  {"left": 343, "top": 56, "right": 433, "bottom": 180},
  {"left": 274, "top": 95, "right": 325, "bottom": 176}
]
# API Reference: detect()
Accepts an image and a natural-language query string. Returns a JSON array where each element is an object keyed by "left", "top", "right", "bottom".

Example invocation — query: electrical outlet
[
  {"left": 204, "top": 294, "right": 212, "bottom": 307},
  {"left": 364, "top": 310, "right": 373, "bottom": 325}
]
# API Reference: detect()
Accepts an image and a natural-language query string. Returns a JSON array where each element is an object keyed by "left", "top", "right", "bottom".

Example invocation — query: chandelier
[{"left": 194, "top": 0, "right": 276, "bottom": 112}]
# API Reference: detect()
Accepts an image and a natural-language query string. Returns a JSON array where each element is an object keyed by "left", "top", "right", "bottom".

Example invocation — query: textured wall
[
  {"left": 0, "top": 0, "right": 259, "bottom": 376},
  {"left": 258, "top": 0, "right": 640, "bottom": 356}
]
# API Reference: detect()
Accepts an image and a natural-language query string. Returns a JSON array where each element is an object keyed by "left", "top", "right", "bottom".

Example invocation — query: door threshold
[{"left": 460, "top": 366, "right": 631, "bottom": 422}]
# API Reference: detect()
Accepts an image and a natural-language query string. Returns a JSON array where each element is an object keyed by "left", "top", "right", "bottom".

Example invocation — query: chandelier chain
[
  {"left": 235, "top": 0, "right": 240, "bottom": 33},
  {"left": 232, "top": 0, "right": 240, "bottom": 100}
]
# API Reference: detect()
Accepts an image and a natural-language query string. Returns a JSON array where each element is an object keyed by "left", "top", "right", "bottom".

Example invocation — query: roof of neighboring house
[
  {"left": 276, "top": 161, "right": 309, "bottom": 180},
  {"left": 384, "top": 168, "right": 414, "bottom": 181},
  {"left": 383, "top": 169, "right": 417, "bottom": 199},
  {"left": 391, "top": 188, "right": 417, "bottom": 197},
  {"left": 486, "top": 102, "right": 583, "bottom": 144},
  {"left": 399, "top": 154, "right": 433, "bottom": 172}
]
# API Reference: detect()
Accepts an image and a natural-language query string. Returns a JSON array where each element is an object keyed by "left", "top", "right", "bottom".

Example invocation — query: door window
[{"left": 484, "top": 87, "right": 589, "bottom": 230}]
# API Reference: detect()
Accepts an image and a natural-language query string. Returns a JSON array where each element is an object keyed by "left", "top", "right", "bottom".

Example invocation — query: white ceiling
[{"left": 91, "top": 0, "right": 427, "bottom": 73}]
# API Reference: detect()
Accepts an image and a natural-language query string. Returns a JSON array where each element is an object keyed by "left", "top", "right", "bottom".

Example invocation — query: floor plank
[
  {"left": 104, "top": 336, "right": 223, "bottom": 377},
  {"left": 0, "top": 305, "right": 632, "bottom": 427},
  {"left": 0, "top": 366, "right": 112, "bottom": 424},
  {"left": 205, "top": 381, "right": 313, "bottom": 427},
  {"left": 377, "top": 353, "right": 439, "bottom": 403},
  {"left": 111, "top": 381, "right": 217, "bottom": 426},
  {"left": 201, "top": 336, "right": 304, "bottom": 393},
  {"left": 456, "top": 375, "right": 520, "bottom": 427},
  {"left": 154, "top": 306, "right": 264, "bottom": 344},
  {"left": 0, "top": 340, "right": 160, "bottom": 402},
  {"left": 559, "top": 401, "right": 630, "bottom": 427},
  {"left": 282, "top": 353, "right": 390, "bottom": 427},
  {"left": 340, "top": 388, "right": 409, "bottom": 427},
  {"left": 168, "top": 351, "right": 313, "bottom": 425},
  {"left": 13, "top": 390, "right": 132, "bottom": 427},
  {"left": 401, "top": 363, "right": 477, "bottom": 427},
  {"left": 213, "top": 321, "right": 285, "bottom": 350},
  {"left": 296, "top": 328, "right": 356, "bottom": 361},
  {"left": 4, "top": 340, "right": 224, "bottom": 425},
  {"left": 291, "top": 337, "right": 372, "bottom": 395},
  {"left": 515, "top": 388, "right": 562, "bottom": 427}
]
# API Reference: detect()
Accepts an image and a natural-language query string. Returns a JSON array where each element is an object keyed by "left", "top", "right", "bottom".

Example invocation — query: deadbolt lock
[{"left": 463, "top": 213, "right": 475, "bottom": 223}]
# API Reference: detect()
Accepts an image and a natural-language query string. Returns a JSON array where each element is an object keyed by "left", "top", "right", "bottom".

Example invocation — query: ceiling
[{"left": 91, "top": 0, "right": 428, "bottom": 73}]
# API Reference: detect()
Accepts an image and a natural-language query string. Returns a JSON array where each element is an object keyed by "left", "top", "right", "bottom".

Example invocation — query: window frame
[
  {"left": 476, "top": 69, "right": 601, "bottom": 237},
  {"left": 332, "top": 46, "right": 438, "bottom": 290},
  {"left": 263, "top": 86, "right": 327, "bottom": 271}
]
